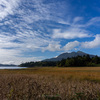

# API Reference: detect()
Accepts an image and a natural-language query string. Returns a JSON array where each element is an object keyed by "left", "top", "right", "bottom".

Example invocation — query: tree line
[{"left": 19, "top": 55, "right": 100, "bottom": 67}]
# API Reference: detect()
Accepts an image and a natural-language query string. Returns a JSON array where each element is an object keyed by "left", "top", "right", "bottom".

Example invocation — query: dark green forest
[{"left": 19, "top": 55, "right": 100, "bottom": 67}]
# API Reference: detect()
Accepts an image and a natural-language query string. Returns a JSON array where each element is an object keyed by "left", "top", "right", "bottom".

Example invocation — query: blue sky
[{"left": 0, "top": 0, "right": 100, "bottom": 64}]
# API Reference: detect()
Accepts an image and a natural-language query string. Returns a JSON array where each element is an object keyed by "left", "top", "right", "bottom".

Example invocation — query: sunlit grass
[
  {"left": 1, "top": 67, "right": 100, "bottom": 99},
  {"left": 1, "top": 67, "right": 100, "bottom": 81}
]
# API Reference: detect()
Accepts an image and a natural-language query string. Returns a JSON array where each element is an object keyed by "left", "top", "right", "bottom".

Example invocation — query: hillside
[
  {"left": 43, "top": 51, "right": 95, "bottom": 61},
  {"left": 0, "top": 64, "right": 17, "bottom": 67},
  {"left": 19, "top": 51, "right": 100, "bottom": 67}
]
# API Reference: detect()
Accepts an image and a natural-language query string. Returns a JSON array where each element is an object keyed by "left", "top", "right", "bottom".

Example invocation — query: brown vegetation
[{"left": 0, "top": 67, "right": 100, "bottom": 100}]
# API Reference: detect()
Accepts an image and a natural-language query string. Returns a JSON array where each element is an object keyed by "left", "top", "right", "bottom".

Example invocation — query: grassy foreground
[{"left": 1, "top": 67, "right": 100, "bottom": 100}]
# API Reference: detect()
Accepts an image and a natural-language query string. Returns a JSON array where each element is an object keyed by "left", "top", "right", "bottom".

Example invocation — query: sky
[{"left": 0, "top": 0, "right": 100, "bottom": 65}]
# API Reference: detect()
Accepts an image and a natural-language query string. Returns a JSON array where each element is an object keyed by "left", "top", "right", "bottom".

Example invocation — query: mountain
[
  {"left": 43, "top": 51, "right": 95, "bottom": 61},
  {"left": 0, "top": 64, "right": 17, "bottom": 67}
]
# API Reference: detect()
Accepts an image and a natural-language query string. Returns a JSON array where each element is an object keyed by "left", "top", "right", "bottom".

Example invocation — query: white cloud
[
  {"left": 15, "top": 0, "right": 66, "bottom": 24},
  {"left": 0, "top": 30, "right": 51, "bottom": 51},
  {"left": 0, "top": 30, "right": 52, "bottom": 64},
  {"left": 63, "top": 41, "right": 80, "bottom": 51},
  {"left": 0, "top": 0, "right": 20, "bottom": 20},
  {"left": 42, "top": 43, "right": 61, "bottom": 52},
  {"left": 0, "top": 48, "right": 44, "bottom": 65},
  {"left": 52, "top": 16, "right": 100, "bottom": 40},
  {"left": 42, "top": 41, "right": 80, "bottom": 52},
  {"left": 81, "top": 34, "right": 100, "bottom": 48},
  {"left": 0, "top": 0, "right": 100, "bottom": 64},
  {"left": 52, "top": 27, "right": 90, "bottom": 39}
]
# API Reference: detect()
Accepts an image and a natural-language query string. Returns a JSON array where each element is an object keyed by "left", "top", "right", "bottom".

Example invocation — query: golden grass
[
  {"left": 0, "top": 67, "right": 100, "bottom": 100},
  {"left": 1, "top": 67, "right": 100, "bottom": 81}
]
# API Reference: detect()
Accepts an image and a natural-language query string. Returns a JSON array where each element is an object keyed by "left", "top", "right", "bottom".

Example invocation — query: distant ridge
[
  {"left": 43, "top": 51, "right": 95, "bottom": 61},
  {"left": 0, "top": 64, "right": 17, "bottom": 67}
]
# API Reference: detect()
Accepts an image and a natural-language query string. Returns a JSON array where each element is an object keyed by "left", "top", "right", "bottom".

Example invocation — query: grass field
[{"left": 1, "top": 67, "right": 100, "bottom": 100}]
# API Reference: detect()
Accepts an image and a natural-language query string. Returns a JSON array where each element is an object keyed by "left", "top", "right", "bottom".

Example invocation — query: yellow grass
[
  {"left": 1, "top": 67, "right": 100, "bottom": 81},
  {"left": 0, "top": 67, "right": 100, "bottom": 100}
]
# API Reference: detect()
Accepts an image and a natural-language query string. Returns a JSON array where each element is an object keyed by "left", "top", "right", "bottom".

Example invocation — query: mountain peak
[
  {"left": 77, "top": 51, "right": 86, "bottom": 54},
  {"left": 43, "top": 51, "right": 95, "bottom": 62}
]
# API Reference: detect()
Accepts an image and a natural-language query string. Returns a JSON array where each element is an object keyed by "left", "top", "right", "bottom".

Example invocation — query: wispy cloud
[
  {"left": 0, "top": 0, "right": 100, "bottom": 64},
  {"left": 0, "top": 48, "right": 43, "bottom": 65},
  {"left": 86, "top": 17, "right": 100, "bottom": 26},
  {"left": 0, "top": 0, "right": 20, "bottom": 20},
  {"left": 52, "top": 27, "right": 90, "bottom": 39},
  {"left": 73, "top": 17, "right": 83, "bottom": 24},
  {"left": 14, "top": 0, "right": 67, "bottom": 23}
]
